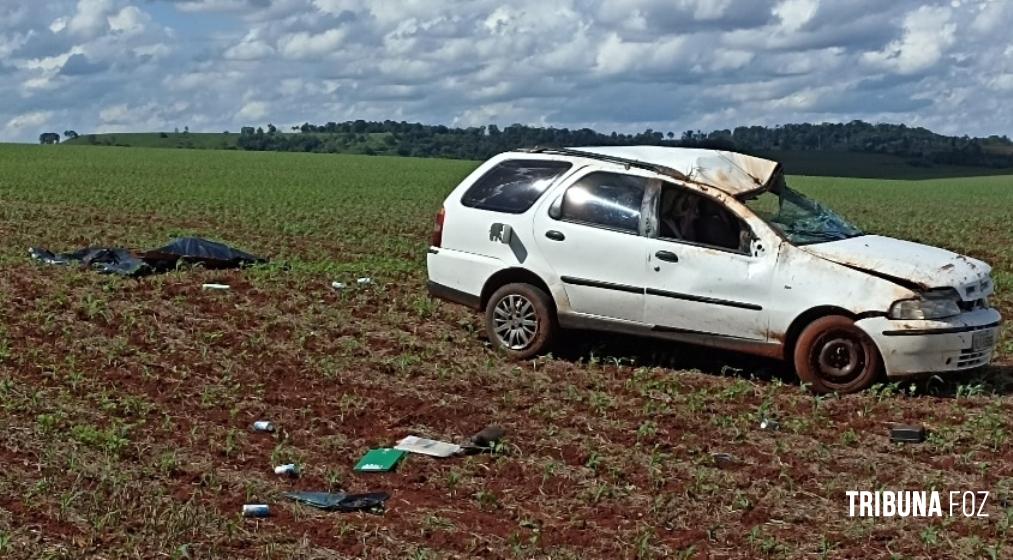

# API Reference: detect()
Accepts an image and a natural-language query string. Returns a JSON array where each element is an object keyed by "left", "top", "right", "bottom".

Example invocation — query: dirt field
[{"left": 1, "top": 145, "right": 1011, "bottom": 559}]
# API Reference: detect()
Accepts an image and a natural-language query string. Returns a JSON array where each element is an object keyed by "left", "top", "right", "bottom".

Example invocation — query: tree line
[
  {"left": 46, "top": 119, "right": 1013, "bottom": 168},
  {"left": 233, "top": 120, "right": 1013, "bottom": 168}
]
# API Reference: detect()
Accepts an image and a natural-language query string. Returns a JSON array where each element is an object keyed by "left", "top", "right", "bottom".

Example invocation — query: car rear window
[{"left": 460, "top": 160, "right": 572, "bottom": 214}]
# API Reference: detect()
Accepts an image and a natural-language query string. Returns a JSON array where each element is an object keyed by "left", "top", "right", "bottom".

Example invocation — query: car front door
[
  {"left": 643, "top": 181, "right": 775, "bottom": 341},
  {"left": 532, "top": 170, "right": 651, "bottom": 323}
]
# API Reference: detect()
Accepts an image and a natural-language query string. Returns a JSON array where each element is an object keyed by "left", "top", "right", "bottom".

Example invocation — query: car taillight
[{"left": 431, "top": 207, "right": 445, "bottom": 247}]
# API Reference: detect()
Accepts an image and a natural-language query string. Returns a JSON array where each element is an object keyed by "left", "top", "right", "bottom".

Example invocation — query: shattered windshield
[{"left": 743, "top": 175, "right": 864, "bottom": 245}]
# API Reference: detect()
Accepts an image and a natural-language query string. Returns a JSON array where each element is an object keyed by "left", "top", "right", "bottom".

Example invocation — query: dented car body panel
[
  {"left": 800, "top": 235, "right": 994, "bottom": 297},
  {"left": 427, "top": 147, "right": 1002, "bottom": 382}
]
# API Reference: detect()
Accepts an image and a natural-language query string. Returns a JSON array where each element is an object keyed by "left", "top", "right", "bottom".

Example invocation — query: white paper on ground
[{"left": 395, "top": 435, "right": 462, "bottom": 457}]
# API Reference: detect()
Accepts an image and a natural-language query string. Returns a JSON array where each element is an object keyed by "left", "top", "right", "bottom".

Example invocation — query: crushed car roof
[{"left": 568, "top": 146, "right": 781, "bottom": 196}]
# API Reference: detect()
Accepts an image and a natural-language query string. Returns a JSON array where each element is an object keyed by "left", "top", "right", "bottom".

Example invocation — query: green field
[{"left": 1, "top": 144, "right": 1012, "bottom": 558}]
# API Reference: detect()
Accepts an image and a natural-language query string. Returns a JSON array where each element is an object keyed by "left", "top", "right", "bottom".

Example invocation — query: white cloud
[
  {"left": 225, "top": 39, "right": 274, "bottom": 60},
  {"left": 774, "top": 0, "right": 819, "bottom": 32},
  {"left": 277, "top": 28, "right": 346, "bottom": 59},
  {"left": 989, "top": 74, "right": 1013, "bottom": 92},
  {"left": 862, "top": 6, "right": 955, "bottom": 74},
  {"left": 100, "top": 103, "right": 135, "bottom": 123},
  {"left": 594, "top": 33, "right": 687, "bottom": 76},
  {"left": 172, "top": 0, "right": 258, "bottom": 13},
  {"left": 134, "top": 43, "right": 172, "bottom": 59},
  {"left": 237, "top": 101, "right": 269, "bottom": 120},
  {"left": 108, "top": 6, "right": 149, "bottom": 36},
  {"left": 313, "top": 0, "right": 361, "bottom": 15},
  {"left": 67, "top": 0, "right": 117, "bottom": 37},
  {"left": 50, "top": 18, "right": 68, "bottom": 33},
  {"left": 4, "top": 111, "right": 54, "bottom": 136},
  {"left": 0, "top": 31, "right": 32, "bottom": 58}
]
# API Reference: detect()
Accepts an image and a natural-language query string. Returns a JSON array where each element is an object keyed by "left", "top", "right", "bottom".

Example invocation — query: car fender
[{"left": 768, "top": 243, "right": 918, "bottom": 342}]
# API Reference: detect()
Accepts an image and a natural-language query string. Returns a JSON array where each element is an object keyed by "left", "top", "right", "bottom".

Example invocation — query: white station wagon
[{"left": 426, "top": 147, "right": 1001, "bottom": 393}]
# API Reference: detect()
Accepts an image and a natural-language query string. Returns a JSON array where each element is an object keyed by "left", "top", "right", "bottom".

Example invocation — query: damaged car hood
[{"left": 801, "top": 235, "right": 994, "bottom": 300}]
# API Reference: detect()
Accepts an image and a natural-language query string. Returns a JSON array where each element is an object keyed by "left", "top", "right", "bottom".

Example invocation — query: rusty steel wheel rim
[{"left": 812, "top": 329, "right": 867, "bottom": 382}]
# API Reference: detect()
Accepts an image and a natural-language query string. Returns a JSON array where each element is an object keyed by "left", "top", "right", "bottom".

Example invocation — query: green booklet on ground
[{"left": 354, "top": 448, "right": 406, "bottom": 472}]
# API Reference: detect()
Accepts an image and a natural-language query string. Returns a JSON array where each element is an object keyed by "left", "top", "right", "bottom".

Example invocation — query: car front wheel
[
  {"left": 793, "top": 315, "right": 882, "bottom": 394},
  {"left": 485, "top": 283, "right": 557, "bottom": 359}
]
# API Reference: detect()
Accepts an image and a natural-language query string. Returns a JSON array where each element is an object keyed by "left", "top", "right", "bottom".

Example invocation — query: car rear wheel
[
  {"left": 485, "top": 283, "right": 557, "bottom": 359},
  {"left": 793, "top": 315, "right": 881, "bottom": 394}
]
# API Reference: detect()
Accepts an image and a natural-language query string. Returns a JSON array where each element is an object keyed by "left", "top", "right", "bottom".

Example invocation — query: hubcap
[
  {"left": 814, "top": 331, "right": 865, "bottom": 381},
  {"left": 492, "top": 294, "right": 538, "bottom": 350}
]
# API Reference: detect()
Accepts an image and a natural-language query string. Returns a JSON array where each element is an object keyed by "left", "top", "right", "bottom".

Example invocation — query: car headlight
[{"left": 888, "top": 289, "right": 961, "bottom": 320}]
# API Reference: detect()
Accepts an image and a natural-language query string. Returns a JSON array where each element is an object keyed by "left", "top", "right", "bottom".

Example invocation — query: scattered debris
[
  {"left": 357, "top": 277, "right": 373, "bottom": 285},
  {"left": 395, "top": 436, "right": 462, "bottom": 458},
  {"left": 29, "top": 236, "right": 265, "bottom": 277},
  {"left": 712, "top": 452, "right": 735, "bottom": 468},
  {"left": 252, "top": 420, "right": 275, "bottom": 433},
  {"left": 274, "top": 464, "right": 300, "bottom": 477},
  {"left": 29, "top": 246, "right": 147, "bottom": 276},
  {"left": 202, "top": 283, "right": 230, "bottom": 290},
  {"left": 242, "top": 504, "right": 271, "bottom": 518},
  {"left": 759, "top": 418, "right": 780, "bottom": 431},
  {"left": 354, "top": 448, "right": 406, "bottom": 472},
  {"left": 720, "top": 365, "right": 744, "bottom": 377},
  {"left": 463, "top": 425, "right": 505, "bottom": 453},
  {"left": 331, "top": 281, "right": 346, "bottom": 291},
  {"left": 645, "top": 390, "right": 672, "bottom": 403},
  {"left": 283, "top": 491, "right": 389, "bottom": 513},
  {"left": 889, "top": 424, "right": 926, "bottom": 443}
]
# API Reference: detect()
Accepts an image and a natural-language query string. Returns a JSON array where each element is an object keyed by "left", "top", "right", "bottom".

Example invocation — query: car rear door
[
  {"left": 532, "top": 170, "right": 650, "bottom": 323},
  {"left": 642, "top": 181, "right": 774, "bottom": 340}
]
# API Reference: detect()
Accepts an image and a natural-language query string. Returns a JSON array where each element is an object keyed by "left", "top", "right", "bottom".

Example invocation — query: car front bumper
[{"left": 856, "top": 308, "right": 1002, "bottom": 378}]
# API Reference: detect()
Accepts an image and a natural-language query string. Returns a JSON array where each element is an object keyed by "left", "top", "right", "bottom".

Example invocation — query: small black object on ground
[
  {"left": 461, "top": 425, "right": 505, "bottom": 454},
  {"left": 283, "top": 491, "right": 389, "bottom": 513},
  {"left": 889, "top": 424, "right": 926, "bottom": 443},
  {"left": 712, "top": 452, "right": 735, "bottom": 468}
]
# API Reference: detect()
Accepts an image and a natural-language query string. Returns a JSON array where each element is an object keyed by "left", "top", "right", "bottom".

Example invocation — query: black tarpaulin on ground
[
  {"left": 29, "top": 237, "right": 266, "bottom": 277},
  {"left": 140, "top": 237, "right": 266, "bottom": 270}
]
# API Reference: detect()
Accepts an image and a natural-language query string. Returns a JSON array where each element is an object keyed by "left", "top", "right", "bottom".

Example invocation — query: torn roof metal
[{"left": 569, "top": 146, "right": 781, "bottom": 196}]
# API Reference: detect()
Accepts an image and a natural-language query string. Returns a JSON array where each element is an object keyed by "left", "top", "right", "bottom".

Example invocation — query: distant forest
[{"left": 228, "top": 120, "right": 1013, "bottom": 168}]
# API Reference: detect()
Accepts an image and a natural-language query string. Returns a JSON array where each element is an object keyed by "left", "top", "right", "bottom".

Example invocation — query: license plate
[{"left": 971, "top": 329, "right": 996, "bottom": 352}]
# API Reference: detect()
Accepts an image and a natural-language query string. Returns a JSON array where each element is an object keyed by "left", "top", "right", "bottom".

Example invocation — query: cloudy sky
[{"left": 2, "top": 0, "right": 1011, "bottom": 142}]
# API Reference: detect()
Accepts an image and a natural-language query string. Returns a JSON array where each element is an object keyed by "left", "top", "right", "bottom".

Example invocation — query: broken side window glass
[{"left": 743, "top": 176, "right": 863, "bottom": 245}]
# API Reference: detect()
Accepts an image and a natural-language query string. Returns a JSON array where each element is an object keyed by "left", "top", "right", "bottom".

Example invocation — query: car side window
[
  {"left": 657, "top": 185, "right": 752, "bottom": 252},
  {"left": 558, "top": 172, "right": 647, "bottom": 233},
  {"left": 461, "top": 159, "right": 573, "bottom": 214}
]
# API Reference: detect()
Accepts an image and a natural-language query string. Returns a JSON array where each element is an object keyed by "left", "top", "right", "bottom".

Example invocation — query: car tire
[
  {"left": 793, "top": 315, "right": 882, "bottom": 394},
  {"left": 485, "top": 283, "right": 557, "bottom": 360}
]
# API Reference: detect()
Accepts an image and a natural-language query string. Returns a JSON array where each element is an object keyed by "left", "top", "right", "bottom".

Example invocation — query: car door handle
[
  {"left": 545, "top": 230, "right": 565, "bottom": 241},
  {"left": 655, "top": 250, "right": 679, "bottom": 263}
]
